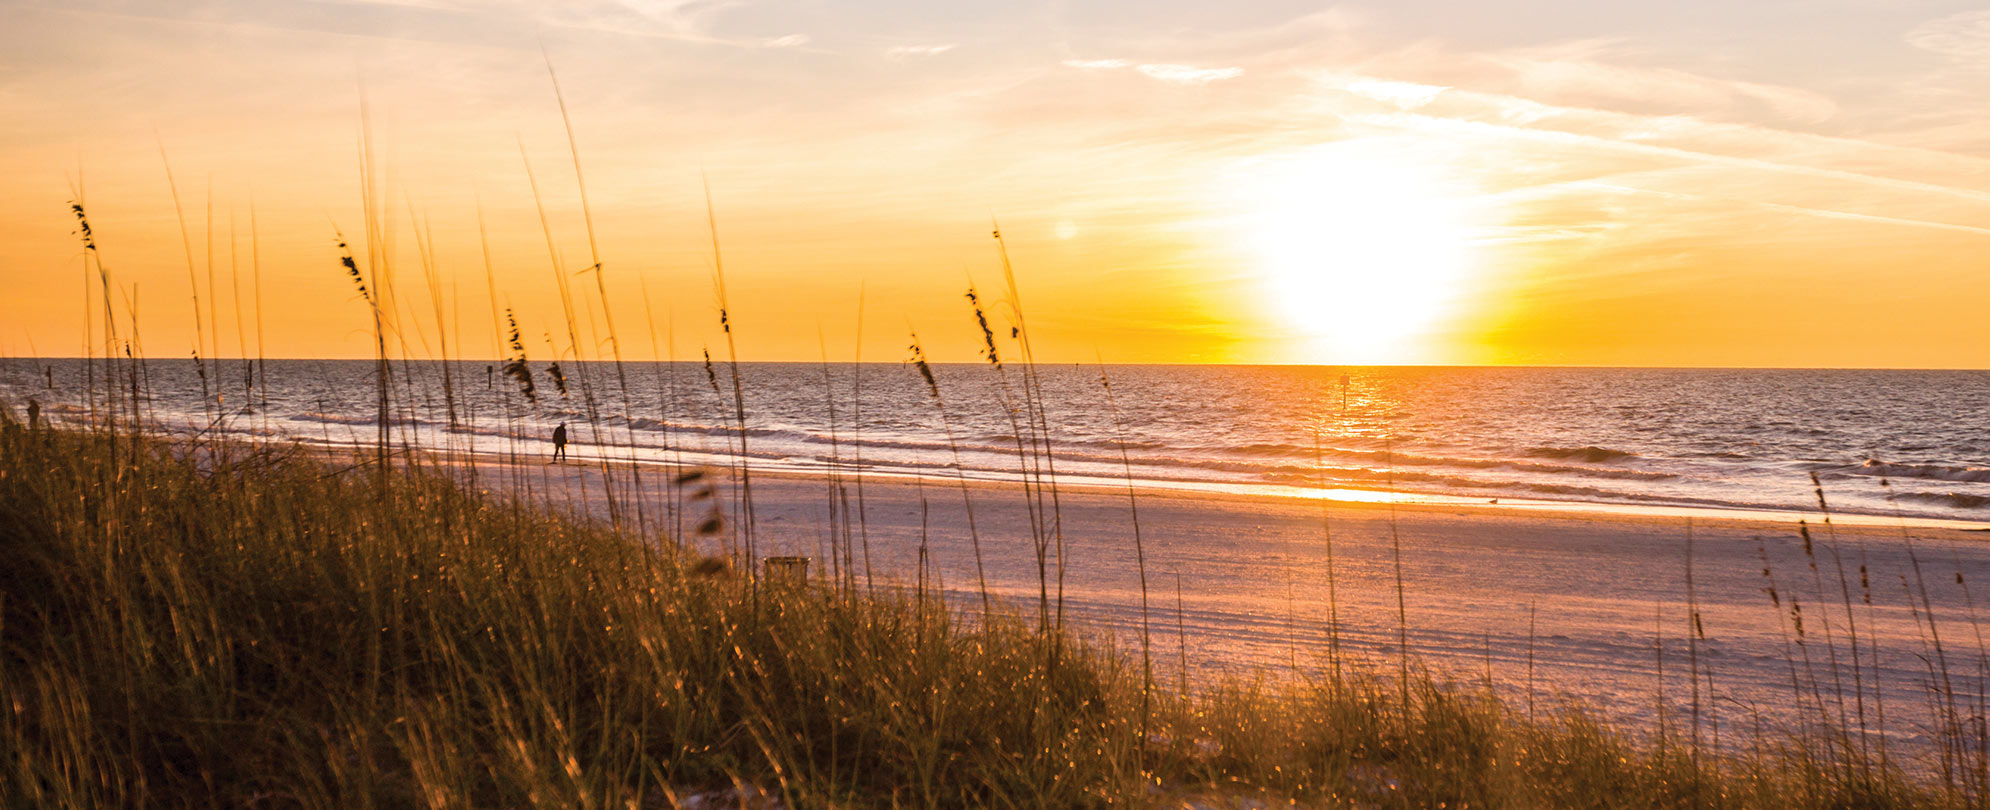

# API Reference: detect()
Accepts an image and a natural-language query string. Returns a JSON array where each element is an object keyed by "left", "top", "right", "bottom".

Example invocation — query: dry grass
[{"left": 0, "top": 417, "right": 1968, "bottom": 809}]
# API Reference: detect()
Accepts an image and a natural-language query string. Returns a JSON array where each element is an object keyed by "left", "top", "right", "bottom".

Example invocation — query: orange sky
[{"left": 2, "top": 1, "right": 1988, "bottom": 366}]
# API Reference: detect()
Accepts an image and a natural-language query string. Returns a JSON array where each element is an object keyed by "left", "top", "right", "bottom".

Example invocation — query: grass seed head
[
  {"left": 966, "top": 287, "right": 1000, "bottom": 367},
  {"left": 501, "top": 309, "right": 537, "bottom": 402},
  {"left": 906, "top": 335, "right": 939, "bottom": 399},
  {"left": 335, "top": 236, "right": 370, "bottom": 303},
  {"left": 70, "top": 201, "right": 98, "bottom": 252}
]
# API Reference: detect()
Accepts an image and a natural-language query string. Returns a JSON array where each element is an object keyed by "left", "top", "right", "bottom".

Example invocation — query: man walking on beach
[
  {"left": 26, "top": 398, "right": 40, "bottom": 430},
  {"left": 551, "top": 422, "right": 568, "bottom": 463}
]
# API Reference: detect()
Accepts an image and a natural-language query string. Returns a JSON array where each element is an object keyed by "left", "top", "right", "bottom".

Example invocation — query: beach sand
[{"left": 447, "top": 448, "right": 1990, "bottom": 754}]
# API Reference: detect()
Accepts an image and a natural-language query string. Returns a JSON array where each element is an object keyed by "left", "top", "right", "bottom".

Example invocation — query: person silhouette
[
  {"left": 26, "top": 398, "right": 40, "bottom": 430},
  {"left": 551, "top": 422, "right": 568, "bottom": 463}
]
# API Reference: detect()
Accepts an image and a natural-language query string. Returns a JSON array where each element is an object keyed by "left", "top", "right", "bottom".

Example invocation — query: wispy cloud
[
  {"left": 1328, "top": 76, "right": 1990, "bottom": 205},
  {"left": 1471, "top": 40, "right": 1837, "bottom": 124},
  {"left": 1135, "top": 64, "right": 1244, "bottom": 84},
  {"left": 1062, "top": 59, "right": 1242, "bottom": 84},
  {"left": 761, "top": 33, "right": 809, "bottom": 48},
  {"left": 1342, "top": 77, "right": 1447, "bottom": 110},
  {"left": 886, "top": 43, "right": 954, "bottom": 58},
  {"left": 1907, "top": 10, "right": 1990, "bottom": 65},
  {"left": 481, "top": 0, "right": 746, "bottom": 44},
  {"left": 1545, "top": 181, "right": 1990, "bottom": 238}
]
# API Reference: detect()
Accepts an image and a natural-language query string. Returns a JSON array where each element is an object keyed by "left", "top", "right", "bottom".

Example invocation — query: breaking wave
[
  {"left": 1893, "top": 491, "right": 1990, "bottom": 510},
  {"left": 1856, "top": 460, "right": 1990, "bottom": 485},
  {"left": 1524, "top": 445, "right": 1640, "bottom": 463}
]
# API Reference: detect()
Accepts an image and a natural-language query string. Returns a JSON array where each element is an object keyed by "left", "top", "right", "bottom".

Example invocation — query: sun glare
[{"left": 1236, "top": 147, "right": 1484, "bottom": 364}]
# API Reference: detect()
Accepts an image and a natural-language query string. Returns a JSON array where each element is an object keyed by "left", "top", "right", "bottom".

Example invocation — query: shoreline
[
  {"left": 416, "top": 441, "right": 1990, "bottom": 535},
  {"left": 20, "top": 371, "right": 1990, "bottom": 530}
]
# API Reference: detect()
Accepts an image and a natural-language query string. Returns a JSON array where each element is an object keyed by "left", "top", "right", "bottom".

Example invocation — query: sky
[{"left": 0, "top": 0, "right": 1987, "bottom": 367}]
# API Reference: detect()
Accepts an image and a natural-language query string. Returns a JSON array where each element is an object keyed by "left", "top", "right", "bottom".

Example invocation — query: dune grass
[{"left": 0, "top": 412, "right": 1964, "bottom": 809}]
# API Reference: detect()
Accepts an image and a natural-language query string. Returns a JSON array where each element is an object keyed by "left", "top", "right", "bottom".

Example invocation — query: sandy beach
[{"left": 448, "top": 447, "right": 1990, "bottom": 754}]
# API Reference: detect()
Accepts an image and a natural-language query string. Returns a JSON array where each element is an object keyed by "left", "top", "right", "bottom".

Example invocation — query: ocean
[{"left": 5, "top": 358, "right": 1988, "bottom": 523}]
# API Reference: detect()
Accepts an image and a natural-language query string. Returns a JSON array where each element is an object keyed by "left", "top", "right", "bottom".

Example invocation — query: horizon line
[{"left": 5, "top": 355, "right": 1988, "bottom": 373}]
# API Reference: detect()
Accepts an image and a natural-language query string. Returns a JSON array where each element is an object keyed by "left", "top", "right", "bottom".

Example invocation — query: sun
[{"left": 1235, "top": 146, "right": 1483, "bottom": 364}]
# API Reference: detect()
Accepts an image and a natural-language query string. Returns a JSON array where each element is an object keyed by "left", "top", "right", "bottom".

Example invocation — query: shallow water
[{"left": 5, "top": 358, "right": 1988, "bottom": 522}]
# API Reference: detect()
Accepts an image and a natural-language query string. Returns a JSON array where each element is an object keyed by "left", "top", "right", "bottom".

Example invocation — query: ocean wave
[
  {"left": 1525, "top": 445, "right": 1640, "bottom": 463},
  {"left": 623, "top": 416, "right": 705, "bottom": 434},
  {"left": 1231, "top": 442, "right": 1306, "bottom": 457},
  {"left": 1259, "top": 469, "right": 1738, "bottom": 508},
  {"left": 293, "top": 411, "right": 426, "bottom": 427},
  {"left": 742, "top": 432, "right": 1678, "bottom": 486},
  {"left": 1259, "top": 466, "right": 1643, "bottom": 496},
  {"left": 1894, "top": 491, "right": 1990, "bottom": 510},
  {"left": 401, "top": 412, "right": 1684, "bottom": 487},
  {"left": 500, "top": 410, "right": 1678, "bottom": 487},
  {"left": 1348, "top": 449, "right": 1672, "bottom": 481},
  {"left": 1857, "top": 460, "right": 1990, "bottom": 484},
  {"left": 962, "top": 432, "right": 1173, "bottom": 453},
  {"left": 1057, "top": 436, "right": 1175, "bottom": 452},
  {"left": 1262, "top": 468, "right": 1512, "bottom": 492}
]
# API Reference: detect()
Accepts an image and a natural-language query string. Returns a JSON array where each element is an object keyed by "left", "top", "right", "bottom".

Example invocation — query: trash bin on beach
[{"left": 763, "top": 556, "right": 809, "bottom": 586}]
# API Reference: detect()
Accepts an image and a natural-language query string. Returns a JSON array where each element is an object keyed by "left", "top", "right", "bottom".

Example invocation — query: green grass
[{"left": 0, "top": 417, "right": 1957, "bottom": 808}]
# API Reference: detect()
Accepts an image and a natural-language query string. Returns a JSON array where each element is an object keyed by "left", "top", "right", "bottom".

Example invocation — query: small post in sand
[{"left": 764, "top": 556, "right": 809, "bottom": 587}]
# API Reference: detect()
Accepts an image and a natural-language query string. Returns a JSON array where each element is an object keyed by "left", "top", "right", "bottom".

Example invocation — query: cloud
[
  {"left": 1344, "top": 86, "right": 1990, "bottom": 202},
  {"left": 761, "top": 33, "right": 809, "bottom": 48},
  {"left": 1485, "top": 40, "right": 1837, "bottom": 124},
  {"left": 1342, "top": 77, "right": 1447, "bottom": 110},
  {"left": 886, "top": 43, "right": 955, "bottom": 58},
  {"left": 490, "top": 0, "right": 746, "bottom": 44},
  {"left": 1135, "top": 64, "right": 1244, "bottom": 84},
  {"left": 1907, "top": 10, "right": 1990, "bottom": 65},
  {"left": 1062, "top": 59, "right": 1242, "bottom": 84},
  {"left": 1317, "top": 92, "right": 1990, "bottom": 247},
  {"left": 1342, "top": 39, "right": 1837, "bottom": 125},
  {"left": 1062, "top": 58, "right": 1130, "bottom": 70}
]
